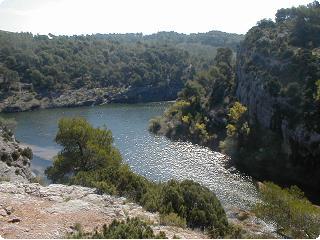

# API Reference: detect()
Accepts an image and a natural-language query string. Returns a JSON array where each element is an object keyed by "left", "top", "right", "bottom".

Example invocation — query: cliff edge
[
  {"left": 0, "top": 133, "right": 33, "bottom": 183},
  {"left": 0, "top": 182, "right": 208, "bottom": 239}
]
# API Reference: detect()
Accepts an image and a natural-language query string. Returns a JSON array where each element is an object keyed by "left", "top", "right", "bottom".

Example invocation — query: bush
[
  {"left": 21, "top": 147, "right": 33, "bottom": 159},
  {"left": 160, "top": 213, "right": 187, "bottom": 228},
  {"left": 0, "top": 152, "right": 10, "bottom": 162},
  {"left": 148, "top": 117, "right": 162, "bottom": 134},
  {"left": 11, "top": 151, "right": 20, "bottom": 161},
  {"left": 68, "top": 218, "right": 166, "bottom": 239},
  {"left": 160, "top": 179, "right": 228, "bottom": 233},
  {"left": 254, "top": 182, "right": 320, "bottom": 239}
]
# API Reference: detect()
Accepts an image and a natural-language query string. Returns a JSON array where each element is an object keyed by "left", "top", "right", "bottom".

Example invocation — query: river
[{"left": 1, "top": 102, "right": 259, "bottom": 210}]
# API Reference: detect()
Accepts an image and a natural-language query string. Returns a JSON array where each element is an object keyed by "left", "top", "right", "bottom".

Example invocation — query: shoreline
[{"left": 0, "top": 84, "right": 181, "bottom": 114}]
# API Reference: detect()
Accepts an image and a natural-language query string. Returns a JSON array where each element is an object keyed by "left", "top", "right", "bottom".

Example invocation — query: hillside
[
  {"left": 150, "top": 2, "right": 320, "bottom": 197},
  {"left": 0, "top": 30, "right": 243, "bottom": 112},
  {"left": 235, "top": 1, "right": 320, "bottom": 193}
]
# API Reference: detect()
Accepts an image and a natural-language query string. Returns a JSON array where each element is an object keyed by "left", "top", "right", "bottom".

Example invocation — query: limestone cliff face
[
  {"left": 236, "top": 50, "right": 275, "bottom": 130},
  {"left": 0, "top": 133, "right": 33, "bottom": 183},
  {"left": 235, "top": 36, "right": 320, "bottom": 190}
]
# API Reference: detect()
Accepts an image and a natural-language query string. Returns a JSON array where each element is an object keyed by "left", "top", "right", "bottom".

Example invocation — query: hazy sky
[{"left": 0, "top": 0, "right": 312, "bottom": 35}]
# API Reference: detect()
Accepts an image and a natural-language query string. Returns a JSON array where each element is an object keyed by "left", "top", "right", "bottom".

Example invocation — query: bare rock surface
[
  {"left": 0, "top": 135, "right": 33, "bottom": 183},
  {"left": 0, "top": 182, "right": 208, "bottom": 239}
]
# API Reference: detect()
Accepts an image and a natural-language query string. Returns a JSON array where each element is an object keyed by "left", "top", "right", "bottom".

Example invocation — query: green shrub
[
  {"left": 68, "top": 218, "right": 167, "bottom": 239},
  {"left": 11, "top": 151, "right": 20, "bottom": 161},
  {"left": 21, "top": 147, "right": 33, "bottom": 159},
  {"left": 148, "top": 117, "right": 162, "bottom": 134},
  {"left": 97, "top": 218, "right": 166, "bottom": 239},
  {"left": 0, "top": 152, "right": 10, "bottom": 162},
  {"left": 254, "top": 182, "right": 320, "bottom": 239},
  {"left": 160, "top": 213, "right": 187, "bottom": 228},
  {"left": 160, "top": 179, "right": 228, "bottom": 233}
]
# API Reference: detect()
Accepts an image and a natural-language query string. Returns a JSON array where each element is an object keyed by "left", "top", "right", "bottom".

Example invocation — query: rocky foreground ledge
[{"left": 0, "top": 182, "right": 208, "bottom": 239}]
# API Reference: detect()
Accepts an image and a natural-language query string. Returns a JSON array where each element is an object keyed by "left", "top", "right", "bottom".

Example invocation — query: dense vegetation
[
  {"left": 94, "top": 31, "right": 243, "bottom": 51},
  {"left": 68, "top": 218, "right": 166, "bottom": 239},
  {"left": 230, "top": 1, "right": 320, "bottom": 192},
  {"left": 150, "top": 1, "right": 320, "bottom": 197},
  {"left": 254, "top": 182, "right": 320, "bottom": 239},
  {"left": 149, "top": 47, "right": 236, "bottom": 148},
  {"left": 0, "top": 30, "right": 242, "bottom": 101},
  {"left": 0, "top": 32, "right": 189, "bottom": 95},
  {"left": 45, "top": 117, "right": 229, "bottom": 237},
  {"left": 241, "top": 1, "right": 320, "bottom": 133}
]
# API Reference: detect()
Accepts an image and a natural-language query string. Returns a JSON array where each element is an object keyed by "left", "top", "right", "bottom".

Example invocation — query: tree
[
  {"left": 257, "top": 19, "right": 276, "bottom": 29},
  {"left": 3, "top": 70, "right": 20, "bottom": 91},
  {"left": 220, "top": 102, "right": 250, "bottom": 158},
  {"left": 45, "top": 118, "right": 122, "bottom": 182},
  {"left": 178, "top": 80, "right": 205, "bottom": 103}
]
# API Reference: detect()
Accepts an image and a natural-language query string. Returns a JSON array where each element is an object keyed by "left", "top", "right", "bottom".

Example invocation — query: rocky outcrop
[
  {"left": 0, "top": 182, "right": 208, "bottom": 239},
  {"left": 236, "top": 39, "right": 320, "bottom": 192},
  {"left": 0, "top": 134, "right": 33, "bottom": 183},
  {"left": 0, "top": 83, "right": 183, "bottom": 113},
  {"left": 0, "top": 88, "right": 122, "bottom": 113}
]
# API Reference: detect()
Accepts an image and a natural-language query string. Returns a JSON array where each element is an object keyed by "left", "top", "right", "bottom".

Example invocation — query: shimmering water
[{"left": 1, "top": 102, "right": 259, "bottom": 209}]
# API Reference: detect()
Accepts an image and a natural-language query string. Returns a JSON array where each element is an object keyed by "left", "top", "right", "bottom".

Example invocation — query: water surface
[{"left": 1, "top": 102, "right": 259, "bottom": 209}]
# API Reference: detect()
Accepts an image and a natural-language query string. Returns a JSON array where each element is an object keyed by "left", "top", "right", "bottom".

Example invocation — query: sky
[{"left": 0, "top": 0, "right": 313, "bottom": 36}]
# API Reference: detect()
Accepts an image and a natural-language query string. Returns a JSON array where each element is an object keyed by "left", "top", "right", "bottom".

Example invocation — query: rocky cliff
[
  {"left": 0, "top": 133, "right": 33, "bottom": 183},
  {"left": 235, "top": 10, "right": 320, "bottom": 193}
]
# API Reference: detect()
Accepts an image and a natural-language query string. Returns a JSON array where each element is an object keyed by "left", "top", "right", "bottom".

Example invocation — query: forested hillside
[
  {"left": 95, "top": 31, "right": 243, "bottom": 59},
  {"left": 0, "top": 32, "right": 190, "bottom": 93},
  {"left": 0, "top": 31, "right": 242, "bottom": 94},
  {"left": 150, "top": 1, "right": 320, "bottom": 198},
  {"left": 0, "top": 30, "right": 243, "bottom": 111}
]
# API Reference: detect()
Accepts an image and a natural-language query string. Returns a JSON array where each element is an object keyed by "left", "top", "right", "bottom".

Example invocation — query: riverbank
[
  {"left": 0, "top": 83, "right": 182, "bottom": 113},
  {"left": 0, "top": 87, "right": 123, "bottom": 113}
]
